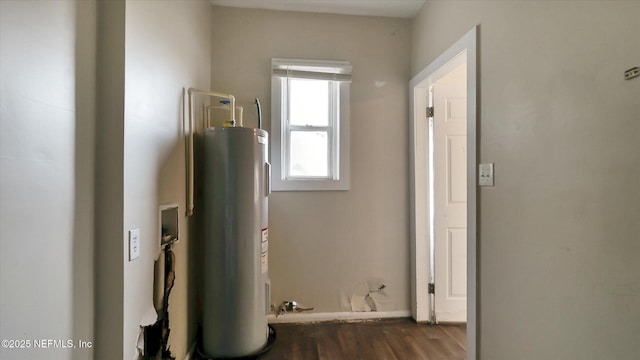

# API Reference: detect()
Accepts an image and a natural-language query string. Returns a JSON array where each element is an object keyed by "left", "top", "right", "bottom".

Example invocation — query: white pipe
[
  {"left": 204, "top": 104, "right": 210, "bottom": 129},
  {"left": 186, "top": 88, "right": 237, "bottom": 216},
  {"left": 205, "top": 105, "right": 244, "bottom": 128},
  {"left": 229, "top": 96, "right": 236, "bottom": 125},
  {"left": 188, "top": 89, "right": 195, "bottom": 216},
  {"left": 205, "top": 105, "right": 225, "bottom": 128}
]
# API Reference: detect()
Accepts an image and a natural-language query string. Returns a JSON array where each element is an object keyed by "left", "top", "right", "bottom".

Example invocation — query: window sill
[{"left": 271, "top": 178, "right": 349, "bottom": 191}]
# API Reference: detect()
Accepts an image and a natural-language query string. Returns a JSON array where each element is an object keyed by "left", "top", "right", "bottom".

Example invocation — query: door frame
[{"left": 409, "top": 26, "right": 477, "bottom": 359}]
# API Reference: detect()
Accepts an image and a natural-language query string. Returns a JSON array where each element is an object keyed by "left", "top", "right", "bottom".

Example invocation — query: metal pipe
[{"left": 186, "top": 87, "right": 237, "bottom": 216}]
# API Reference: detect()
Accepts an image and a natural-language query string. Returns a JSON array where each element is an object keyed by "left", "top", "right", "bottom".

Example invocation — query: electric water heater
[{"left": 202, "top": 126, "right": 270, "bottom": 357}]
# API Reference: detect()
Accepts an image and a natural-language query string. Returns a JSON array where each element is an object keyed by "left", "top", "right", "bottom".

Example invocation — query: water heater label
[
  {"left": 261, "top": 228, "right": 268, "bottom": 252},
  {"left": 261, "top": 228, "right": 268, "bottom": 273}
]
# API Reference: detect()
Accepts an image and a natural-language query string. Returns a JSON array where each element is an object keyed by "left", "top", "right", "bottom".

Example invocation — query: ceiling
[{"left": 209, "top": 0, "right": 426, "bottom": 19}]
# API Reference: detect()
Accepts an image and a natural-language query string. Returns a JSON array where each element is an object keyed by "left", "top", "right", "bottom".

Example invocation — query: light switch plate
[
  {"left": 479, "top": 163, "right": 494, "bottom": 186},
  {"left": 129, "top": 228, "right": 140, "bottom": 261}
]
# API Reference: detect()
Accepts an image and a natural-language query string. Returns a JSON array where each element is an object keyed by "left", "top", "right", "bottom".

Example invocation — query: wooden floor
[{"left": 259, "top": 318, "right": 466, "bottom": 360}]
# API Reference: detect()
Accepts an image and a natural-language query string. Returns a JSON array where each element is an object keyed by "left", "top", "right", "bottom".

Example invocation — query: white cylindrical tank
[{"left": 202, "top": 127, "right": 270, "bottom": 358}]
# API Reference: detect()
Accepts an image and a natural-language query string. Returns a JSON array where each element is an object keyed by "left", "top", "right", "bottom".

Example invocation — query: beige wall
[
  {"left": 1, "top": 0, "right": 96, "bottom": 359},
  {"left": 123, "top": 0, "right": 211, "bottom": 358},
  {"left": 0, "top": 1, "right": 95, "bottom": 359},
  {"left": 412, "top": 1, "right": 640, "bottom": 359},
  {"left": 211, "top": 7, "right": 412, "bottom": 313},
  {"left": 4, "top": 1, "right": 635, "bottom": 358},
  {"left": 0, "top": 0, "right": 210, "bottom": 358},
  {"left": 95, "top": 0, "right": 125, "bottom": 357}
]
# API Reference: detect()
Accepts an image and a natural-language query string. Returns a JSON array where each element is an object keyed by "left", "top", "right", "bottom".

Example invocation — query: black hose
[{"left": 255, "top": 98, "right": 262, "bottom": 130}]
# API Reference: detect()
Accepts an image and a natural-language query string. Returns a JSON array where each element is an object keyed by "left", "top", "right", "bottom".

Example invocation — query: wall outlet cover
[
  {"left": 479, "top": 163, "right": 494, "bottom": 186},
  {"left": 129, "top": 228, "right": 140, "bottom": 261}
]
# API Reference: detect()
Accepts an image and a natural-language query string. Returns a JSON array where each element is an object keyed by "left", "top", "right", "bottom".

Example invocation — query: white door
[{"left": 432, "top": 79, "right": 467, "bottom": 323}]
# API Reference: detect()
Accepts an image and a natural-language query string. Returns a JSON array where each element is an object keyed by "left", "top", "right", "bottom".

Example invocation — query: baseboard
[{"left": 267, "top": 310, "right": 411, "bottom": 324}]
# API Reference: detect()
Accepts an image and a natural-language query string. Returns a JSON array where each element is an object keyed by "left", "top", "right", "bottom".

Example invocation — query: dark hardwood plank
[
  {"left": 315, "top": 323, "right": 346, "bottom": 360},
  {"left": 417, "top": 325, "right": 458, "bottom": 359},
  {"left": 335, "top": 322, "right": 366, "bottom": 359},
  {"left": 439, "top": 324, "right": 467, "bottom": 350},
  {"left": 383, "top": 322, "right": 433, "bottom": 359},
  {"left": 260, "top": 318, "right": 466, "bottom": 360},
  {"left": 356, "top": 320, "right": 400, "bottom": 359}
]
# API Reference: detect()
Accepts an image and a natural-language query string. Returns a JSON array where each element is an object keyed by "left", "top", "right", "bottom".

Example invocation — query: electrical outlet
[
  {"left": 479, "top": 163, "right": 494, "bottom": 186},
  {"left": 129, "top": 228, "right": 140, "bottom": 261}
]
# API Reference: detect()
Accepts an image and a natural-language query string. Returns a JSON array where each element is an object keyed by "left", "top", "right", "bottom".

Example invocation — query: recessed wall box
[{"left": 160, "top": 204, "right": 179, "bottom": 247}]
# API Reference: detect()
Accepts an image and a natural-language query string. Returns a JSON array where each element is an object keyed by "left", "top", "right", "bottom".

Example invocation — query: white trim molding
[
  {"left": 267, "top": 310, "right": 411, "bottom": 324},
  {"left": 409, "top": 25, "right": 478, "bottom": 360},
  {"left": 271, "top": 59, "right": 351, "bottom": 191}
]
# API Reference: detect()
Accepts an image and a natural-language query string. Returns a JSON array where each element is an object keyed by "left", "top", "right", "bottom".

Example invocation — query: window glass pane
[
  {"left": 289, "top": 79, "right": 329, "bottom": 126},
  {"left": 289, "top": 131, "right": 328, "bottom": 177}
]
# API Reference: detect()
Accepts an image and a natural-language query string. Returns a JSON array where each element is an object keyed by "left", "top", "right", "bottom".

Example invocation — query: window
[{"left": 271, "top": 58, "right": 351, "bottom": 191}]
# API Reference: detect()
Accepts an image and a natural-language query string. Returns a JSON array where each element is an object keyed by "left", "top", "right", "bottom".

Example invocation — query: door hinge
[
  {"left": 426, "top": 106, "right": 434, "bottom": 118},
  {"left": 428, "top": 283, "right": 435, "bottom": 294}
]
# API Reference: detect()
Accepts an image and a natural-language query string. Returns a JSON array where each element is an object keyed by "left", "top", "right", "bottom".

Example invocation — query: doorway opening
[
  {"left": 409, "top": 27, "right": 477, "bottom": 360},
  {"left": 429, "top": 59, "right": 468, "bottom": 324}
]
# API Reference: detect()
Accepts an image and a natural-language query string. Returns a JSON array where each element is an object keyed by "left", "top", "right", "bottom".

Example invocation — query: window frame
[{"left": 271, "top": 59, "right": 350, "bottom": 191}]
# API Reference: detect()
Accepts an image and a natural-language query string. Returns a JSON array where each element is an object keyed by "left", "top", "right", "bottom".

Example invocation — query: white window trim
[{"left": 271, "top": 59, "right": 350, "bottom": 191}]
